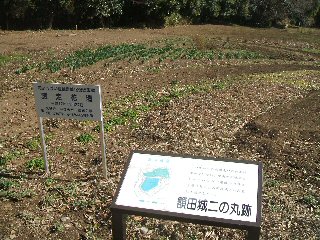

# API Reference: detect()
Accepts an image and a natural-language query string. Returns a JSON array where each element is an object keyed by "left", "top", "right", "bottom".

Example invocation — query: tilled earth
[{"left": 0, "top": 25, "right": 319, "bottom": 239}]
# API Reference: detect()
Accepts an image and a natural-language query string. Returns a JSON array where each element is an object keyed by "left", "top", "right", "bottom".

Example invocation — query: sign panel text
[{"left": 33, "top": 83, "right": 102, "bottom": 121}]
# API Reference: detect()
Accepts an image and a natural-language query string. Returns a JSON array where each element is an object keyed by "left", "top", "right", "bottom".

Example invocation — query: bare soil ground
[{"left": 0, "top": 25, "right": 319, "bottom": 239}]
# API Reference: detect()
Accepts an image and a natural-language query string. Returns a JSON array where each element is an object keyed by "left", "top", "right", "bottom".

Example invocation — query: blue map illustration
[{"left": 140, "top": 168, "right": 170, "bottom": 192}]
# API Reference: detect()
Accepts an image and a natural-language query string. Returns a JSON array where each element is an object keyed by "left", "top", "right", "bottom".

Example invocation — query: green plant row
[
  {"left": 0, "top": 177, "right": 33, "bottom": 201},
  {"left": 0, "top": 54, "right": 27, "bottom": 66},
  {"left": 95, "top": 80, "right": 228, "bottom": 133},
  {"left": 15, "top": 43, "right": 263, "bottom": 74},
  {"left": 0, "top": 150, "right": 22, "bottom": 166}
]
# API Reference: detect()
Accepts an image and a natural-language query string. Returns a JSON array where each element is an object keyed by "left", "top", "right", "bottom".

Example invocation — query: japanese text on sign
[
  {"left": 177, "top": 197, "right": 252, "bottom": 217},
  {"left": 33, "top": 83, "right": 102, "bottom": 121},
  {"left": 115, "top": 152, "right": 261, "bottom": 223}
]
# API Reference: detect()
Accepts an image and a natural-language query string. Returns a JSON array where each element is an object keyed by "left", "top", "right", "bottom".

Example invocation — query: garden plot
[{"left": 0, "top": 25, "right": 320, "bottom": 239}]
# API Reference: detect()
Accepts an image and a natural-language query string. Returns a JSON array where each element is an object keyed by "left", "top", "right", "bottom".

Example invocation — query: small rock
[
  {"left": 9, "top": 234, "right": 16, "bottom": 239},
  {"left": 64, "top": 223, "right": 72, "bottom": 229},
  {"left": 61, "top": 216, "right": 70, "bottom": 222},
  {"left": 140, "top": 226, "right": 149, "bottom": 235}
]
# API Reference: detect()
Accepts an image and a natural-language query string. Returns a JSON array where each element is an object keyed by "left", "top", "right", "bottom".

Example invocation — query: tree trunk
[
  {"left": 48, "top": 12, "right": 54, "bottom": 29},
  {"left": 100, "top": 16, "right": 105, "bottom": 28},
  {"left": 6, "top": 13, "right": 9, "bottom": 30}
]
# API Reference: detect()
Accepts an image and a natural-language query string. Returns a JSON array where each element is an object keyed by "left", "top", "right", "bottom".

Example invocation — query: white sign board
[
  {"left": 115, "top": 152, "right": 262, "bottom": 223},
  {"left": 32, "top": 82, "right": 107, "bottom": 178},
  {"left": 33, "top": 83, "right": 102, "bottom": 121}
]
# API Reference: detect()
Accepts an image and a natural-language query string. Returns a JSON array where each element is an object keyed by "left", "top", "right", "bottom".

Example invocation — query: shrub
[{"left": 164, "top": 13, "right": 183, "bottom": 27}]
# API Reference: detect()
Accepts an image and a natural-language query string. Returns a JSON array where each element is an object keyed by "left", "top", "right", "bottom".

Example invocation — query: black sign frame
[{"left": 111, "top": 150, "right": 263, "bottom": 240}]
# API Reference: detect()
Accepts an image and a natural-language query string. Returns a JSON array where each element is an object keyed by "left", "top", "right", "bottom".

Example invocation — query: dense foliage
[{"left": 1, "top": 0, "right": 320, "bottom": 29}]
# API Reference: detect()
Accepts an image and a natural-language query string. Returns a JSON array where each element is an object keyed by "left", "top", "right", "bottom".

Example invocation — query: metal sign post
[
  {"left": 100, "top": 118, "right": 107, "bottom": 178},
  {"left": 33, "top": 82, "right": 107, "bottom": 178},
  {"left": 38, "top": 116, "right": 49, "bottom": 174}
]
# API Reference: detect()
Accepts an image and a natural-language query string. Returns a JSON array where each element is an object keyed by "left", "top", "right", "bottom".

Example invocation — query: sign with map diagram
[{"left": 113, "top": 151, "right": 263, "bottom": 225}]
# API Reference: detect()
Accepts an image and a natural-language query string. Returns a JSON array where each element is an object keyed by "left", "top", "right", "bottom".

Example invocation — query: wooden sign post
[
  {"left": 111, "top": 151, "right": 263, "bottom": 239},
  {"left": 33, "top": 82, "right": 107, "bottom": 178}
]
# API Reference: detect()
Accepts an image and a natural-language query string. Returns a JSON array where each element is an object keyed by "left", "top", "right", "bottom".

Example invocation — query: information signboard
[
  {"left": 111, "top": 151, "right": 263, "bottom": 239},
  {"left": 33, "top": 83, "right": 102, "bottom": 121},
  {"left": 33, "top": 82, "right": 107, "bottom": 177}
]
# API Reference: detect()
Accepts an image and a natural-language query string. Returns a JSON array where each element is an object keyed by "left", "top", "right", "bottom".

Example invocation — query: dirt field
[{"left": 0, "top": 25, "right": 319, "bottom": 239}]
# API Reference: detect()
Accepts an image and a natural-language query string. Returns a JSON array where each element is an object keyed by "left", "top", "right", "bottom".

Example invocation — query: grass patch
[
  {"left": 0, "top": 54, "right": 27, "bottom": 66},
  {"left": 25, "top": 158, "right": 45, "bottom": 171},
  {"left": 56, "top": 146, "right": 65, "bottom": 154},
  {"left": 0, "top": 177, "right": 33, "bottom": 201},
  {"left": 51, "top": 222, "right": 65, "bottom": 233},
  {"left": 77, "top": 133, "right": 95, "bottom": 144},
  {"left": 0, "top": 150, "right": 22, "bottom": 166},
  {"left": 265, "top": 179, "right": 281, "bottom": 188},
  {"left": 302, "top": 48, "right": 320, "bottom": 54},
  {"left": 301, "top": 194, "right": 320, "bottom": 209},
  {"left": 0, "top": 55, "right": 11, "bottom": 66},
  {"left": 0, "top": 178, "right": 15, "bottom": 191},
  {"left": 25, "top": 138, "right": 40, "bottom": 151},
  {"left": 44, "top": 178, "right": 57, "bottom": 187},
  {"left": 249, "top": 70, "right": 320, "bottom": 90},
  {"left": 25, "top": 134, "right": 53, "bottom": 151}
]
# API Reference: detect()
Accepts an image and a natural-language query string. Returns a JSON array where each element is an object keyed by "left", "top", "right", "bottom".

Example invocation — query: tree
[
  {"left": 218, "top": 0, "right": 237, "bottom": 19},
  {"left": 33, "top": 0, "right": 74, "bottom": 29},
  {"left": 287, "top": 0, "right": 320, "bottom": 26},
  {"left": 84, "top": 0, "right": 125, "bottom": 27},
  {"left": 145, "top": 0, "right": 181, "bottom": 24},
  {"left": 315, "top": 4, "right": 320, "bottom": 26},
  {"left": 1, "top": 0, "right": 35, "bottom": 29},
  {"left": 200, "top": 0, "right": 221, "bottom": 22},
  {"left": 234, "top": 0, "right": 250, "bottom": 22},
  {"left": 249, "top": 0, "right": 289, "bottom": 26},
  {"left": 179, "top": 0, "right": 205, "bottom": 22}
]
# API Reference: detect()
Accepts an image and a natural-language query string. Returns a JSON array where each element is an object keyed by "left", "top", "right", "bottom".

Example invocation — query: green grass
[
  {"left": 72, "top": 199, "right": 94, "bottom": 210},
  {"left": 25, "top": 138, "right": 40, "bottom": 151},
  {"left": 0, "top": 55, "right": 11, "bottom": 66},
  {"left": 77, "top": 133, "right": 95, "bottom": 144},
  {"left": 44, "top": 178, "right": 57, "bottom": 187},
  {"left": 0, "top": 178, "right": 15, "bottom": 191},
  {"left": 51, "top": 222, "right": 65, "bottom": 233},
  {"left": 5, "top": 189, "right": 33, "bottom": 201},
  {"left": 249, "top": 70, "right": 320, "bottom": 90},
  {"left": 0, "top": 54, "right": 27, "bottom": 66},
  {"left": 302, "top": 194, "right": 319, "bottom": 209},
  {"left": 0, "top": 150, "right": 22, "bottom": 166},
  {"left": 302, "top": 48, "right": 320, "bottom": 54},
  {"left": 25, "top": 158, "right": 45, "bottom": 171},
  {"left": 25, "top": 134, "right": 53, "bottom": 151},
  {"left": 0, "top": 177, "right": 33, "bottom": 201},
  {"left": 56, "top": 146, "right": 65, "bottom": 154},
  {"left": 265, "top": 179, "right": 281, "bottom": 188}
]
